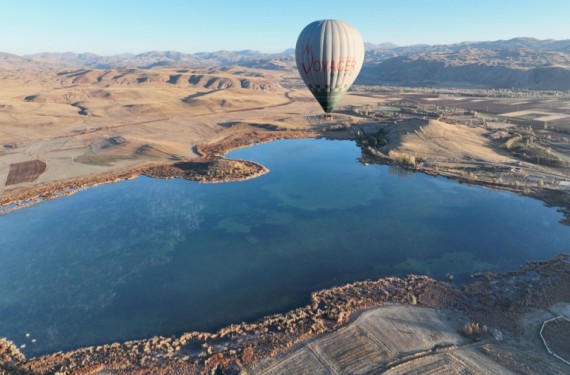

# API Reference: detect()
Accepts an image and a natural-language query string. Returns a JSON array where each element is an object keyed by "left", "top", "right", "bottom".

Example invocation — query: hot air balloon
[{"left": 295, "top": 20, "right": 364, "bottom": 113}]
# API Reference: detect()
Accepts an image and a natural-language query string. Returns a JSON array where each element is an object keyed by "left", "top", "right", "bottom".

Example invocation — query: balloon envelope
[{"left": 295, "top": 20, "right": 364, "bottom": 113}]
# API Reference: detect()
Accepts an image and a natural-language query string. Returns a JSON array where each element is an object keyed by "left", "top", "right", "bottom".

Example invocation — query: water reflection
[{"left": 388, "top": 165, "right": 417, "bottom": 177}]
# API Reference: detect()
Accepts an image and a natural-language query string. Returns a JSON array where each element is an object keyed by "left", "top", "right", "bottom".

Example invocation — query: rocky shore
[
  {"left": 1, "top": 254, "right": 568, "bottom": 374},
  {"left": 143, "top": 158, "right": 268, "bottom": 184}
]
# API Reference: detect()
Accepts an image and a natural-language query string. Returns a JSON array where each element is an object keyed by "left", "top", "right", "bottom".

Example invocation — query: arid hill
[
  {"left": 360, "top": 38, "right": 570, "bottom": 90},
  {"left": 0, "top": 63, "right": 378, "bottom": 193},
  {"left": 359, "top": 50, "right": 570, "bottom": 90},
  {"left": 5, "top": 37, "right": 570, "bottom": 89}
]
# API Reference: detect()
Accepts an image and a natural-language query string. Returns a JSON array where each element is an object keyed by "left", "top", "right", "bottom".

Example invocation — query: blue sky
[{"left": 1, "top": 0, "right": 568, "bottom": 55}]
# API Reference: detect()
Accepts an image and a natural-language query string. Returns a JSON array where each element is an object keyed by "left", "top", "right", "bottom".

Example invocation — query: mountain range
[{"left": 3, "top": 37, "right": 570, "bottom": 90}]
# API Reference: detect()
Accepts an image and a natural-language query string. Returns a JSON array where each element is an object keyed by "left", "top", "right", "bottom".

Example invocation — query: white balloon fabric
[{"left": 295, "top": 20, "right": 365, "bottom": 113}]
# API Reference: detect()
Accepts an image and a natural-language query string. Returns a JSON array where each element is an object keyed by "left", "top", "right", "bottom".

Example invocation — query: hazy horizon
[
  {"left": 2, "top": 36, "right": 567, "bottom": 57},
  {"left": 1, "top": 0, "right": 569, "bottom": 55}
]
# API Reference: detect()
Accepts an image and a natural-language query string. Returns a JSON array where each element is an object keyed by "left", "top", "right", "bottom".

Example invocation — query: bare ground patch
[{"left": 5, "top": 160, "right": 47, "bottom": 186}]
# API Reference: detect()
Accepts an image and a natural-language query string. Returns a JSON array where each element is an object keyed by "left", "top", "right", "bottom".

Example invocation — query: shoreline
[
  {"left": 361, "top": 149, "right": 570, "bottom": 225},
  {"left": 2, "top": 254, "right": 568, "bottom": 374},
  {"left": 2, "top": 126, "right": 569, "bottom": 223},
  {"left": 1, "top": 127, "right": 570, "bottom": 373},
  {"left": 0, "top": 131, "right": 570, "bottom": 373},
  {"left": 0, "top": 129, "right": 316, "bottom": 215}
]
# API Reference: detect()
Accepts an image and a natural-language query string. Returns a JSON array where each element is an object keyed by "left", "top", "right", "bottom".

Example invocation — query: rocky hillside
[
  {"left": 2, "top": 50, "right": 296, "bottom": 72},
  {"left": 4, "top": 37, "right": 570, "bottom": 90},
  {"left": 359, "top": 38, "right": 570, "bottom": 90}
]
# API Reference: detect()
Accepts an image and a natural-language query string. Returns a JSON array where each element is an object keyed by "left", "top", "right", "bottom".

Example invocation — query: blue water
[{"left": 1, "top": 139, "right": 569, "bottom": 356}]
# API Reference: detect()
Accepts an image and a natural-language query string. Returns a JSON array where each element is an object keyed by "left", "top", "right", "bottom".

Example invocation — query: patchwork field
[{"left": 251, "top": 305, "right": 570, "bottom": 374}]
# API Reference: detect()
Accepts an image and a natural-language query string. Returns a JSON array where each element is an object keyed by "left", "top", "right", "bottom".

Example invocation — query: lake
[{"left": 1, "top": 138, "right": 569, "bottom": 356}]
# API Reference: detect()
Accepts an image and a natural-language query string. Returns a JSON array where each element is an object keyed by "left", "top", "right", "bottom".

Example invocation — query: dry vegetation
[
  {"left": 379, "top": 118, "right": 511, "bottom": 166},
  {"left": 462, "top": 322, "right": 489, "bottom": 337},
  {"left": 2, "top": 255, "right": 568, "bottom": 374}
]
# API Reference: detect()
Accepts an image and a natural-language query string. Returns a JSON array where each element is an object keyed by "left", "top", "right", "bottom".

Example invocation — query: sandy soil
[
  {"left": 382, "top": 118, "right": 515, "bottom": 165},
  {"left": 0, "top": 67, "right": 375, "bottom": 199}
]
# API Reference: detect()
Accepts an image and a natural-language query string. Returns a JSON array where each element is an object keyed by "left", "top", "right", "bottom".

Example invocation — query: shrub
[
  {"left": 388, "top": 150, "right": 416, "bottom": 167},
  {"left": 503, "top": 134, "right": 523, "bottom": 150},
  {"left": 356, "top": 129, "right": 388, "bottom": 148},
  {"left": 462, "top": 322, "right": 488, "bottom": 337},
  {"left": 0, "top": 338, "right": 25, "bottom": 364}
]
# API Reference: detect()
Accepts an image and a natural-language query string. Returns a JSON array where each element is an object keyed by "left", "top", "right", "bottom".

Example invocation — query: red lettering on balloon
[
  {"left": 349, "top": 60, "right": 356, "bottom": 72},
  {"left": 300, "top": 45, "right": 357, "bottom": 76},
  {"left": 312, "top": 60, "right": 321, "bottom": 72},
  {"left": 301, "top": 58, "right": 357, "bottom": 76}
]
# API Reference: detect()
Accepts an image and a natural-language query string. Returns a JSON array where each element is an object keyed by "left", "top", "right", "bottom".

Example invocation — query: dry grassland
[{"left": 0, "top": 66, "right": 377, "bottom": 196}]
